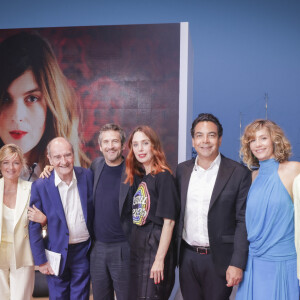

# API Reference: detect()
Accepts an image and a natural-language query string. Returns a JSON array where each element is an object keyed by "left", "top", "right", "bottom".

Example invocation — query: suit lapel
[
  {"left": 93, "top": 159, "right": 105, "bottom": 204},
  {"left": 209, "top": 155, "right": 235, "bottom": 210},
  {"left": 180, "top": 160, "right": 194, "bottom": 218},
  {"left": 75, "top": 168, "right": 88, "bottom": 223},
  {"left": 14, "top": 179, "right": 30, "bottom": 228},
  {"left": 119, "top": 163, "right": 129, "bottom": 216},
  {"left": 46, "top": 172, "right": 67, "bottom": 224}
]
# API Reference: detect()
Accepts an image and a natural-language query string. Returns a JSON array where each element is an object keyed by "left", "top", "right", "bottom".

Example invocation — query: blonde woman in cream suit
[{"left": 0, "top": 144, "right": 46, "bottom": 300}]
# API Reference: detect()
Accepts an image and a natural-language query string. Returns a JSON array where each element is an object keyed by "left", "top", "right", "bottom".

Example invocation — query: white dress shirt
[
  {"left": 183, "top": 153, "right": 221, "bottom": 247},
  {"left": 55, "top": 170, "right": 90, "bottom": 244}
]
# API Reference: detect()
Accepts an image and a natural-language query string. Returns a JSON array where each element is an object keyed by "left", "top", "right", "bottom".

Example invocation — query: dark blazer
[
  {"left": 29, "top": 167, "right": 94, "bottom": 275},
  {"left": 90, "top": 157, "right": 131, "bottom": 238},
  {"left": 176, "top": 154, "right": 251, "bottom": 276}
]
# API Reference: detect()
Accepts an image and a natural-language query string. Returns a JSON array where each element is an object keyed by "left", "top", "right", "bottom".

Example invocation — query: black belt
[{"left": 182, "top": 240, "right": 211, "bottom": 255}]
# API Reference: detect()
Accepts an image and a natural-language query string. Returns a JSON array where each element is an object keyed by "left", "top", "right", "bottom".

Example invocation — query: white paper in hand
[{"left": 45, "top": 249, "right": 61, "bottom": 276}]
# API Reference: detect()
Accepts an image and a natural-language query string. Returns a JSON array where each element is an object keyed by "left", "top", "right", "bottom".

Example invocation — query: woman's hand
[
  {"left": 39, "top": 165, "right": 54, "bottom": 178},
  {"left": 150, "top": 258, "right": 164, "bottom": 284},
  {"left": 28, "top": 205, "right": 47, "bottom": 227},
  {"left": 149, "top": 218, "right": 175, "bottom": 284}
]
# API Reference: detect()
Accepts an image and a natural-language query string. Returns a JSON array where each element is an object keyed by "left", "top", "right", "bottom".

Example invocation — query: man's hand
[
  {"left": 226, "top": 265, "right": 243, "bottom": 287},
  {"left": 39, "top": 262, "right": 54, "bottom": 275}
]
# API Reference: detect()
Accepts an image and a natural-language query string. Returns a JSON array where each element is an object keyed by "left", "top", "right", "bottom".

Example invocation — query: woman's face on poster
[{"left": 0, "top": 69, "right": 47, "bottom": 155}]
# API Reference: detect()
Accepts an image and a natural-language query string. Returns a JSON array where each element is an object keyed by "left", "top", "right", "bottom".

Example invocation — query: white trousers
[{"left": 0, "top": 242, "right": 34, "bottom": 300}]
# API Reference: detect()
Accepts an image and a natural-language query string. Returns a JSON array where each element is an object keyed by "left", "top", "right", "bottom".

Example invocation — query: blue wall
[{"left": 1, "top": 0, "right": 299, "bottom": 162}]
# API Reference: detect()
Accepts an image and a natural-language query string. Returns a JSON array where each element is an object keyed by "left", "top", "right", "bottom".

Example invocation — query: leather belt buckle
[
  {"left": 196, "top": 246, "right": 208, "bottom": 255},
  {"left": 182, "top": 240, "right": 210, "bottom": 254},
  {"left": 195, "top": 246, "right": 209, "bottom": 255}
]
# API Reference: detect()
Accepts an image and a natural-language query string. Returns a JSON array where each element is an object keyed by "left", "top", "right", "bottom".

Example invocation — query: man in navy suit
[
  {"left": 90, "top": 123, "right": 131, "bottom": 300},
  {"left": 176, "top": 113, "right": 251, "bottom": 300},
  {"left": 29, "top": 137, "right": 93, "bottom": 300}
]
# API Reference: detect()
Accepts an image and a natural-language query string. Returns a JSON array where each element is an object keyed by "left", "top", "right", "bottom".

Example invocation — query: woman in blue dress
[{"left": 236, "top": 119, "right": 300, "bottom": 300}]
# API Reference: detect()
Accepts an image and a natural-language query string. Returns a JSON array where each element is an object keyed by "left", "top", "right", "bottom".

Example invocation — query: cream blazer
[
  {"left": 293, "top": 174, "right": 300, "bottom": 280},
  {"left": 0, "top": 178, "right": 34, "bottom": 269}
]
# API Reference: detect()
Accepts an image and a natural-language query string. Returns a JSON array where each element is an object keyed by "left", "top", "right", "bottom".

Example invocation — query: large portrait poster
[{"left": 0, "top": 24, "right": 182, "bottom": 180}]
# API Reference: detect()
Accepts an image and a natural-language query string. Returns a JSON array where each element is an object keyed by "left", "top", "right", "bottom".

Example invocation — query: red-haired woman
[{"left": 125, "top": 125, "right": 179, "bottom": 299}]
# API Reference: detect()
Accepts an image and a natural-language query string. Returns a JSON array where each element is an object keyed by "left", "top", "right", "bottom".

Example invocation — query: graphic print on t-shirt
[{"left": 132, "top": 181, "right": 150, "bottom": 226}]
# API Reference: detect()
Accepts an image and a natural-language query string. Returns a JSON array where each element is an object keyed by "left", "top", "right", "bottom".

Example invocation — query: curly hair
[
  {"left": 125, "top": 125, "right": 172, "bottom": 185},
  {"left": 240, "top": 119, "right": 291, "bottom": 169}
]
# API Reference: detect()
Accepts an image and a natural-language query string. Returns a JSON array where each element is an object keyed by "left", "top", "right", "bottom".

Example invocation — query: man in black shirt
[{"left": 90, "top": 124, "right": 131, "bottom": 300}]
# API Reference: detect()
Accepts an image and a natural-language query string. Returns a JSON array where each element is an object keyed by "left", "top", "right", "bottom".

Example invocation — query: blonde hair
[
  {"left": 38, "top": 50, "right": 90, "bottom": 167},
  {"left": 0, "top": 144, "right": 26, "bottom": 178},
  {"left": 240, "top": 119, "right": 291, "bottom": 169}
]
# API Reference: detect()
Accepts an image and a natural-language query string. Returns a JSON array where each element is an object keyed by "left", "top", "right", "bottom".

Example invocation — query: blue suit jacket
[{"left": 29, "top": 167, "right": 94, "bottom": 275}]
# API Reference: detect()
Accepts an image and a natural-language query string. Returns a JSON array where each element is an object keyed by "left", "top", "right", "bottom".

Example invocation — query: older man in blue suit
[{"left": 29, "top": 137, "right": 94, "bottom": 300}]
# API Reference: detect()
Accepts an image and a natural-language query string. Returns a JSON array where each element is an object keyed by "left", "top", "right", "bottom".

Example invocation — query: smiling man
[
  {"left": 29, "top": 137, "right": 93, "bottom": 300},
  {"left": 176, "top": 113, "right": 252, "bottom": 300},
  {"left": 90, "top": 123, "right": 131, "bottom": 300}
]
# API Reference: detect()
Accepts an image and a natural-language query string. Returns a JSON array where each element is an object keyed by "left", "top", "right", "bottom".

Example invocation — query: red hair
[{"left": 125, "top": 125, "right": 172, "bottom": 185}]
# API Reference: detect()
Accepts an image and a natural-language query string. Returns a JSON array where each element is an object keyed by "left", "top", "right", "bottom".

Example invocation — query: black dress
[{"left": 129, "top": 170, "right": 179, "bottom": 299}]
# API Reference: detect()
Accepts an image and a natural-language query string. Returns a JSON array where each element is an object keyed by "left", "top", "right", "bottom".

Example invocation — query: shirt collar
[
  {"left": 194, "top": 153, "right": 221, "bottom": 171},
  {"left": 54, "top": 169, "right": 77, "bottom": 187}
]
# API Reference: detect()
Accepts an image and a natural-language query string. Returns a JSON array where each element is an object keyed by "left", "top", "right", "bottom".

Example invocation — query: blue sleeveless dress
[{"left": 236, "top": 158, "right": 299, "bottom": 300}]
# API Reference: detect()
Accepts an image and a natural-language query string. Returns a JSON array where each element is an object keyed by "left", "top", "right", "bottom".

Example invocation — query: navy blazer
[
  {"left": 176, "top": 155, "right": 251, "bottom": 276},
  {"left": 90, "top": 157, "right": 132, "bottom": 239},
  {"left": 29, "top": 167, "right": 94, "bottom": 275}
]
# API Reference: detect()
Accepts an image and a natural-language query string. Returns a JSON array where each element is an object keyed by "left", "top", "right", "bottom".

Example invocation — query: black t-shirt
[{"left": 132, "top": 170, "right": 179, "bottom": 226}]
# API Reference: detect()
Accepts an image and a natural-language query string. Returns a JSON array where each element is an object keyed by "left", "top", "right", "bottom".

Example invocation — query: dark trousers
[
  {"left": 90, "top": 240, "right": 131, "bottom": 300},
  {"left": 129, "top": 224, "right": 175, "bottom": 300},
  {"left": 47, "top": 240, "right": 90, "bottom": 300},
  {"left": 179, "top": 244, "right": 232, "bottom": 300}
]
